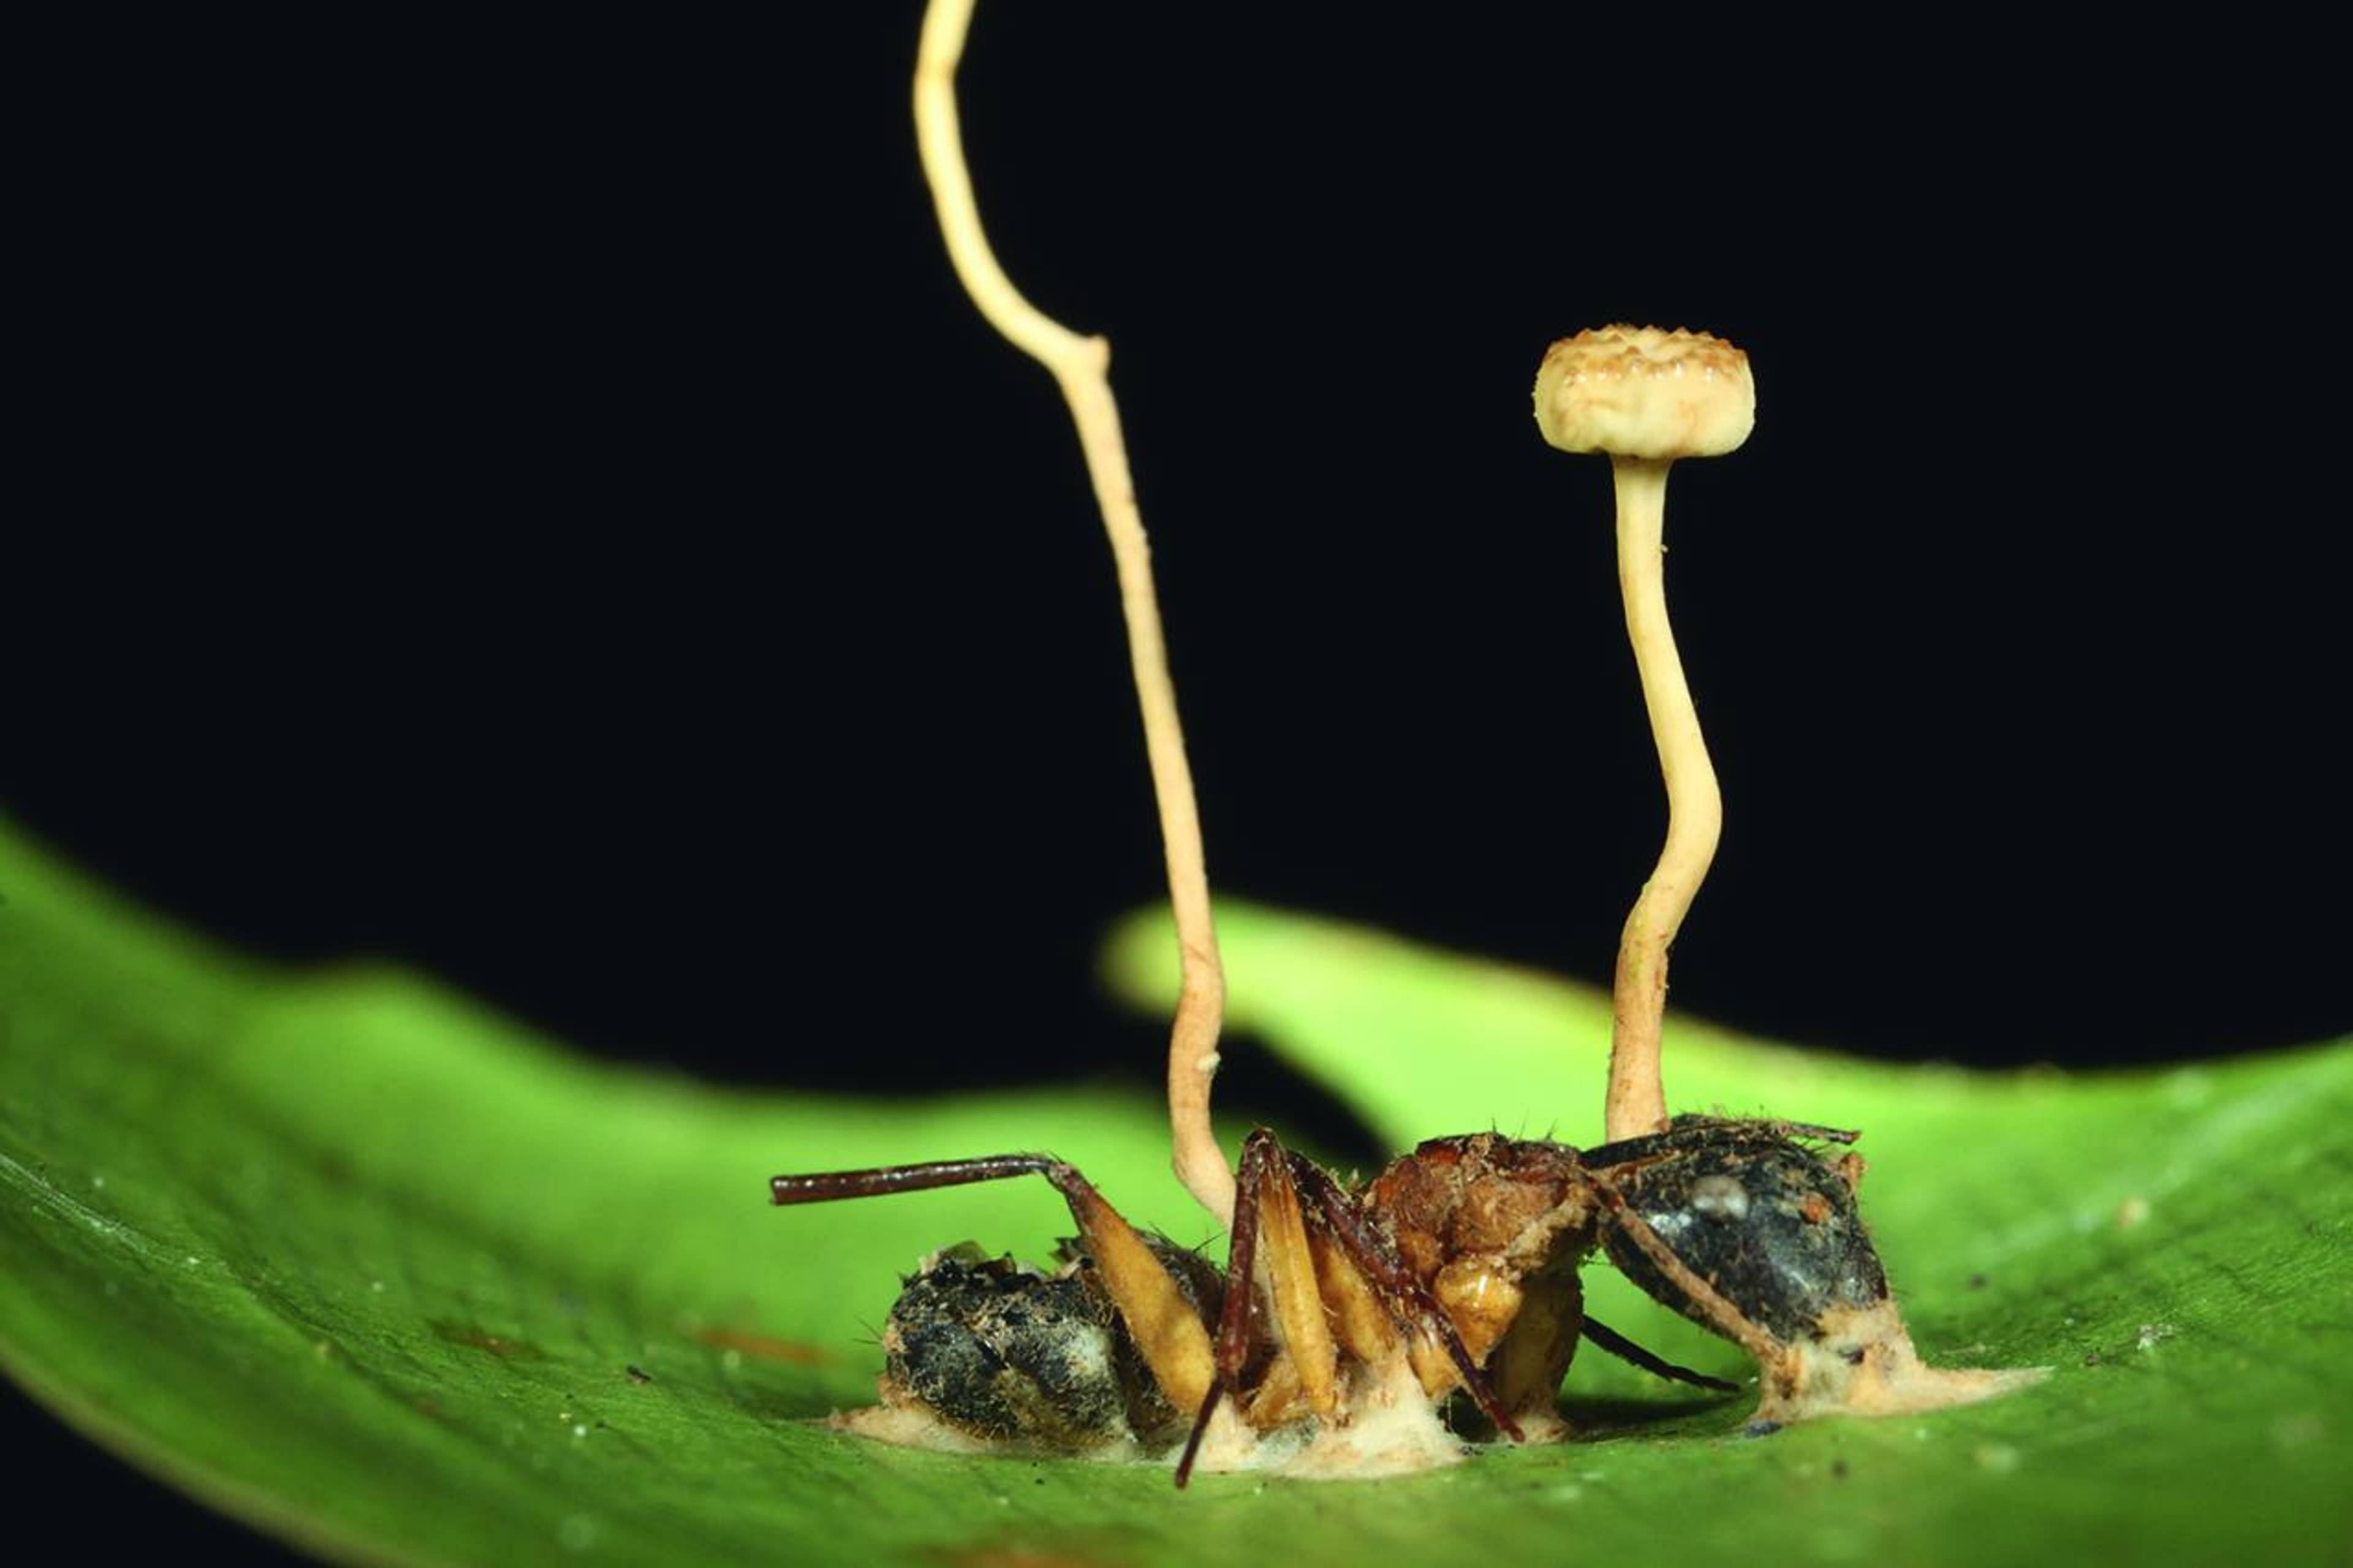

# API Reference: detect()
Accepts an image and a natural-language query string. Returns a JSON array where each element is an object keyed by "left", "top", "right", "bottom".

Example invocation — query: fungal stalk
[
  {"left": 1535, "top": 330, "right": 2046, "bottom": 1414},
  {"left": 914, "top": 0, "right": 1235, "bottom": 1226},
  {"left": 1533, "top": 326, "right": 1754, "bottom": 1142}
]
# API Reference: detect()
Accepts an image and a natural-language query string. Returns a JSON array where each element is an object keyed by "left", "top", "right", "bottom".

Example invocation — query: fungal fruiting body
[
  {"left": 1533, "top": 324, "right": 1755, "bottom": 1145},
  {"left": 1533, "top": 324, "right": 1756, "bottom": 462},
  {"left": 912, "top": 0, "right": 1234, "bottom": 1230},
  {"left": 874, "top": 0, "right": 2033, "bottom": 1470},
  {"left": 1533, "top": 327, "right": 2044, "bottom": 1418}
]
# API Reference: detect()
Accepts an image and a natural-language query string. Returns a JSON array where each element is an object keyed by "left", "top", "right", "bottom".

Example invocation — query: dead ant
[{"left": 771, "top": 1115, "right": 1896, "bottom": 1484}]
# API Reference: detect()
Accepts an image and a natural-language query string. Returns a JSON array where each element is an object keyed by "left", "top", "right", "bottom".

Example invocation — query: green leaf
[
  {"left": 1106, "top": 906, "right": 2353, "bottom": 1553},
  {"left": 5, "top": 820, "right": 2350, "bottom": 1565}
]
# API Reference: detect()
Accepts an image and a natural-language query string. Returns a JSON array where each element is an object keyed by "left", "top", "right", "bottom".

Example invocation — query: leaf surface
[{"left": 4, "top": 824, "right": 2348, "bottom": 1564}]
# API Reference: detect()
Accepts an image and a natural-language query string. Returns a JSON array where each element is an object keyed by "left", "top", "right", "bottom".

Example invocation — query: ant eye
[{"left": 1605, "top": 1130, "right": 1890, "bottom": 1346}]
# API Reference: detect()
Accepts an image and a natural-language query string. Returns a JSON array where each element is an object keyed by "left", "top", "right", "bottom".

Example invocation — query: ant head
[{"left": 1599, "top": 1118, "right": 1890, "bottom": 1348}]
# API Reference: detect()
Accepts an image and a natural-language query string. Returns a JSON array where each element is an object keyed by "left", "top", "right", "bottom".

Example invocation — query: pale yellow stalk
[
  {"left": 1604, "top": 456, "right": 1721, "bottom": 1140},
  {"left": 912, "top": 0, "right": 1235, "bottom": 1226},
  {"left": 1532, "top": 325, "right": 1754, "bottom": 1142}
]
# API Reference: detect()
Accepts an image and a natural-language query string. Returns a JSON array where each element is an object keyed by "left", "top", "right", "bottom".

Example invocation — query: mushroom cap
[{"left": 1533, "top": 325, "right": 1755, "bottom": 460}]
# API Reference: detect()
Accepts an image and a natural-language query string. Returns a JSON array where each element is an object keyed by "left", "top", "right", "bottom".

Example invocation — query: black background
[{"left": 8, "top": 8, "right": 2344, "bottom": 1551}]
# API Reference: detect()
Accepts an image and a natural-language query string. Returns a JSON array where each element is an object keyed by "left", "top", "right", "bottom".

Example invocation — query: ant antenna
[{"left": 912, "top": 0, "right": 1237, "bottom": 1227}]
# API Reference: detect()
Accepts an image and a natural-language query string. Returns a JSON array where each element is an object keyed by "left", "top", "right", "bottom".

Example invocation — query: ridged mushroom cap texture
[{"left": 1533, "top": 325, "right": 1756, "bottom": 460}]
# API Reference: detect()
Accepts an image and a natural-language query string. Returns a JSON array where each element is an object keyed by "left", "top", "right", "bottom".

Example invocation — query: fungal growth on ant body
[
  {"left": 1530, "top": 325, "right": 2040, "bottom": 1422},
  {"left": 775, "top": 1125, "right": 1857, "bottom": 1480},
  {"left": 769, "top": 0, "right": 2040, "bottom": 1483}
]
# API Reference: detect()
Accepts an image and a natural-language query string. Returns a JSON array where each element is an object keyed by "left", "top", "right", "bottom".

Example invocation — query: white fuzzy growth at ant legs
[
  {"left": 1184, "top": 1357, "right": 1475, "bottom": 1482},
  {"left": 1759, "top": 1300, "right": 2049, "bottom": 1422},
  {"left": 832, "top": 1357, "right": 1477, "bottom": 1481},
  {"left": 833, "top": 1398, "right": 1148, "bottom": 1462},
  {"left": 1270, "top": 1357, "right": 1470, "bottom": 1480}
]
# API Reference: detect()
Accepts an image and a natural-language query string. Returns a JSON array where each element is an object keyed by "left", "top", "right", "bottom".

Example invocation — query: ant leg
[
  {"left": 1297, "top": 1204, "right": 1404, "bottom": 1369},
  {"left": 1250, "top": 1140, "right": 1342, "bottom": 1420},
  {"left": 1771, "top": 1121, "right": 1862, "bottom": 1145},
  {"left": 1175, "top": 1129, "right": 1338, "bottom": 1486},
  {"left": 771, "top": 1153, "right": 1061, "bottom": 1204},
  {"left": 1583, "top": 1118, "right": 1862, "bottom": 1170},
  {"left": 1579, "top": 1315, "right": 1741, "bottom": 1393},
  {"left": 1286, "top": 1154, "right": 1526, "bottom": 1442},
  {"left": 771, "top": 1154, "right": 1216, "bottom": 1424},
  {"left": 1662, "top": 1116, "right": 1860, "bottom": 1146}
]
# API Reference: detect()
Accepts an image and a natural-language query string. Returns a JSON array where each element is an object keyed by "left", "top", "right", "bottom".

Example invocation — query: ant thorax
[{"left": 1362, "top": 1135, "right": 1603, "bottom": 1419}]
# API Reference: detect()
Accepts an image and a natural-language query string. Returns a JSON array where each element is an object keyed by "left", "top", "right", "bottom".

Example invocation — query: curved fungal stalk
[
  {"left": 1605, "top": 455, "right": 1720, "bottom": 1140},
  {"left": 1533, "top": 325, "right": 1754, "bottom": 1142},
  {"left": 914, "top": 0, "right": 1235, "bottom": 1226}
]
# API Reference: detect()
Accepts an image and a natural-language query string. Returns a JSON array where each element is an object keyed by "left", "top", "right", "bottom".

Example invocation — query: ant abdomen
[
  {"left": 1599, "top": 1119, "right": 1890, "bottom": 1347},
  {"left": 879, "top": 1237, "right": 1220, "bottom": 1450}
]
